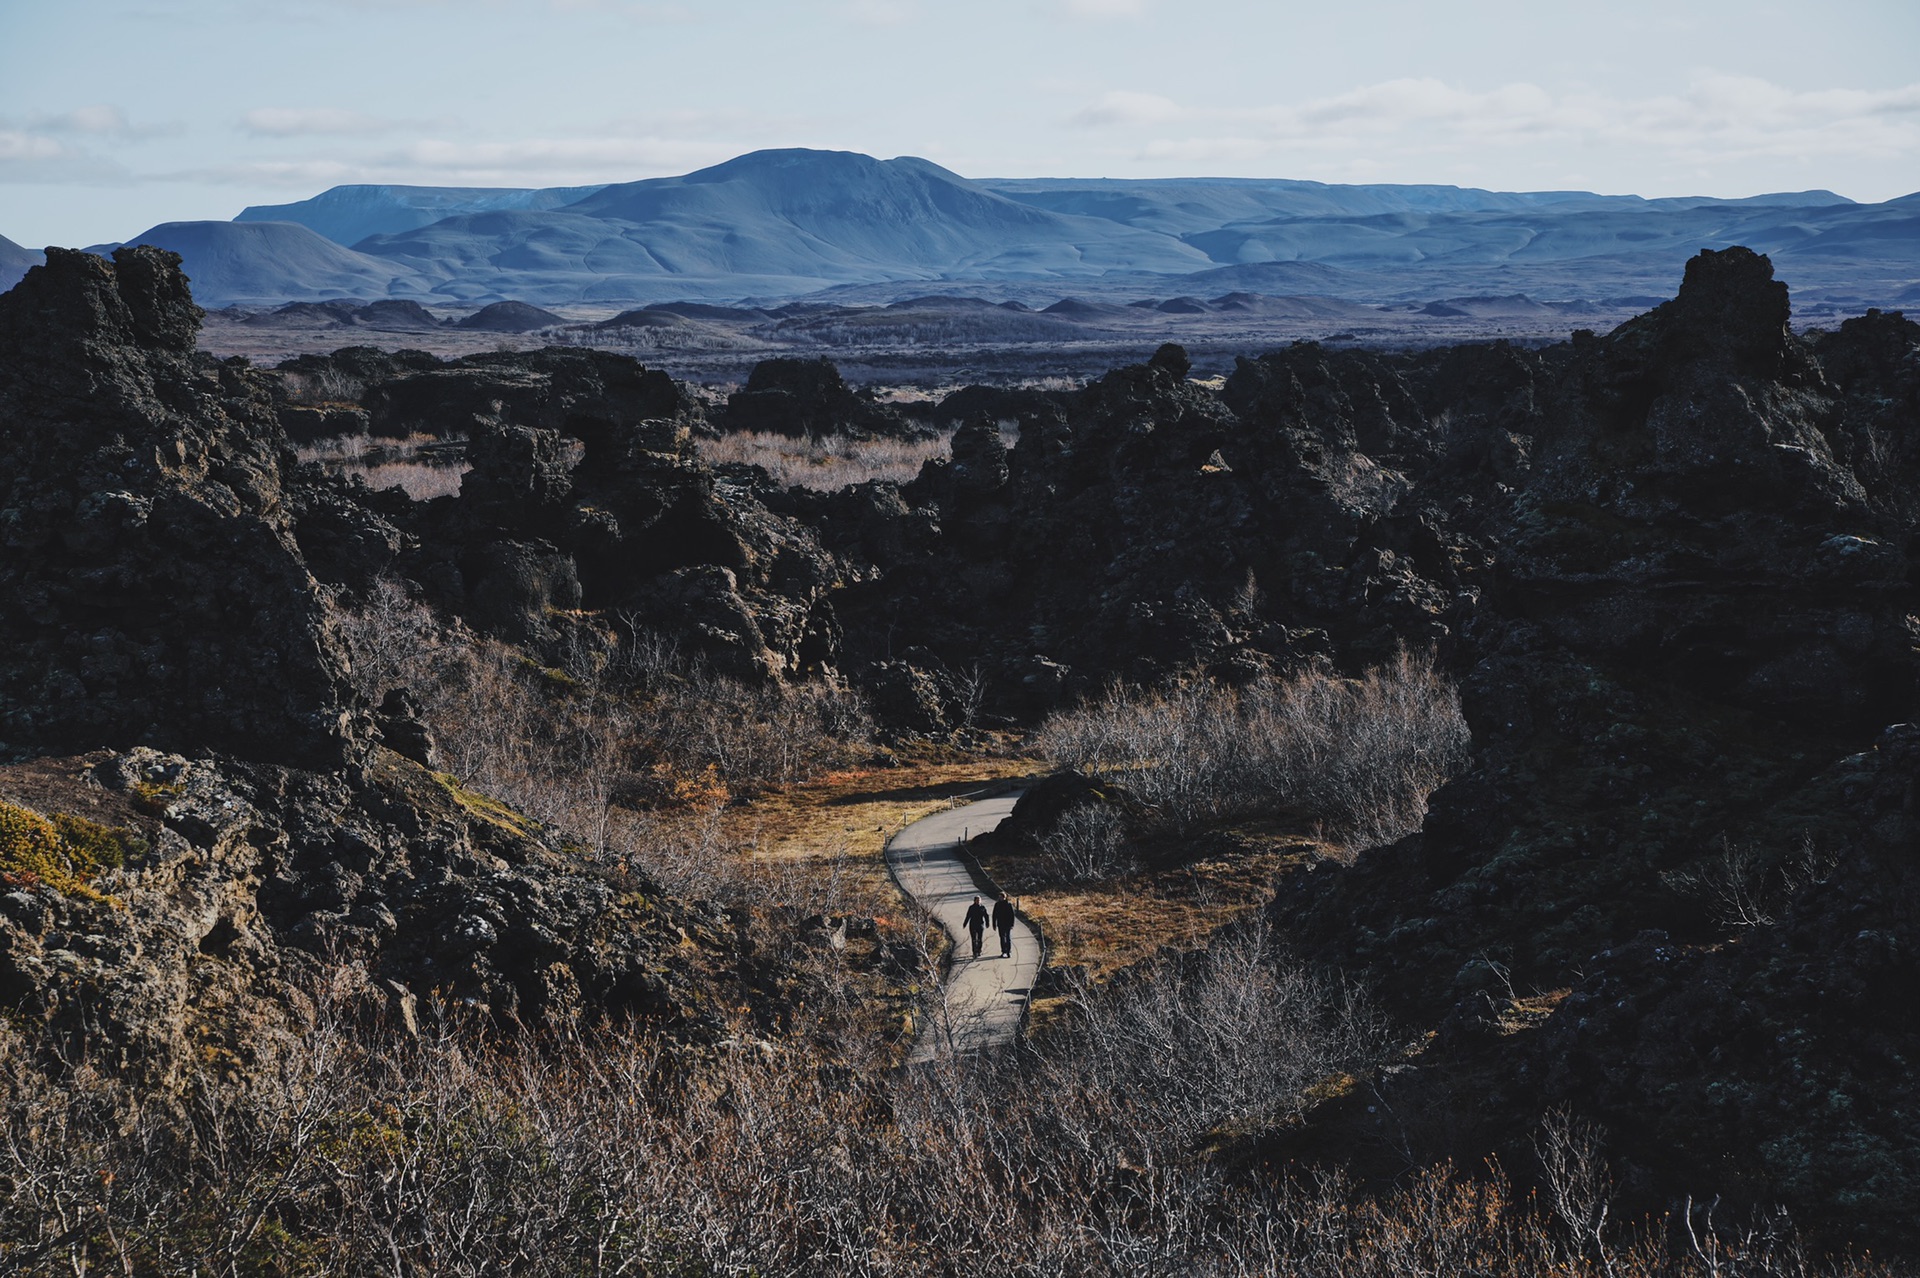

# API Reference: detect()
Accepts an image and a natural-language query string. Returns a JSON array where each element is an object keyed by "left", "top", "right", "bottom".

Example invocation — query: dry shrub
[
  {"left": 336, "top": 579, "right": 873, "bottom": 870},
  {"left": 1038, "top": 651, "right": 1471, "bottom": 855},
  {"left": 1036, "top": 925, "right": 1391, "bottom": 1158},
  {"left": 340, "top": 459, "right": 469, "bottom": 500},
  {"left": 297, "top": 433, "right": 470, "bottom": 501},
  {"left": 0, "top": 963, "right": 1873, "bottom": 1277},
  {"left": 1038, "top": 802, "right": 1131, "bottom": 883},
  {"left": 698, "top": 429, "right": 951, "bottom": 490},
  {"left": 278, "top": 366, "right": 365, "bottom": 405}
]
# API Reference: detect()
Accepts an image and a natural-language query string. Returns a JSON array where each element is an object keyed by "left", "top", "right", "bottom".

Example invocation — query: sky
[{"left": 2, "top": 0, "right": 1918, "bottom": 248}]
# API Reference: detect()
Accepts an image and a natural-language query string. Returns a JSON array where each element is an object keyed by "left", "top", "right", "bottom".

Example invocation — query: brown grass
[
  {"left": 716, "top": 749, "right": 1047, "bottom": 926},
  {"left": 295, "top": 433, "right": 469, "bottom": 501},
  {"left": 980, "top": 818, "right": 1318, "bottom": 1022},
  {"left": 697, "top": 429, "right": 951, "bottom": 489}
]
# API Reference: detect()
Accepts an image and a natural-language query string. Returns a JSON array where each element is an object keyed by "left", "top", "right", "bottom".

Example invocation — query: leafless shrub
[
  {"left": 0, "top": 988, "right": 1883, "bottom": 1278},
  {"left": 1537, "top": 1107, "right": 1617, "bottom": 1275},
  {"left": 335, "top": 584, "right": 872, "bottom": 866},
  {"left": 298, "top": 432, "right": 471, "bottom": 501},
  {"left": 1037, "top": 924, "right": 1392, "bottom": 1160},
  {"left": 278, "top": 366, "right": 365, "bottom": 405},
  {"left": 1039, "top": 803, "right": 1131, "bottom": 883},
  {"left": 1664, "top": 840, "right": 1779, "bottom": 929},
  {"left": 698, "top": 429, "right": 951, "bottom": 489},
  {"left": 345, "top": 459, "right": 470, "bottom": 500},
  {"left": 1038, "top": 650, "right": 1471, "bottom": 854},
  {"left": 1663, "top": 835, "right": 1837, "bottom": 933}
]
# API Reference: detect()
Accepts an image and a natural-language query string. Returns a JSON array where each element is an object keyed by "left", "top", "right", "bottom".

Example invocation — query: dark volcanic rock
[
  {"left": 0, "top": 247, "right": 362, "bottom": 768},
  {"left": 0, "top": 747, "right": 780, "bottom": 1090},
  {"left": 454, "top": 299, "right": 566, "bottom": 332},
  {"left": 1258, "top": 249, "right": 1920, "bottom": 1247},
  {"left": 725, "top": 356, "right": 922, "bottom": 440},
  {"left": 359, "top": 347, "right": 691, "bottom": 440}
]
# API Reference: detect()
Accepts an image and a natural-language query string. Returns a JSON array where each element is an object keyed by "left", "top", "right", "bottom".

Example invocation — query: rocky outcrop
[
  {"left": 0, "top": 250, "right": 848, "bottom": 1095},
  {"left": 0, "top": 247, "right": 362, "bottom": 770},
  {"left": 0, "top": 747, "right": 781, "bottom": 1089},
  {"left": 1260, "top": 248, "right": 1920, "bottom": 1246},
  {"left": 724, "top": 356, "right": 923, "bottom": 440},
  {"left": 262, "top": 342, "right": 850, "bottom": 679},
  {"left": 799, "top": 338, "right": 1480, "bottom": 714}
]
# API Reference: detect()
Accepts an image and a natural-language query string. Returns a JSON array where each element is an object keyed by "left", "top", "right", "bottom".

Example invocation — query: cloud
[
  {"left": 391, "top": 134, "right": 739, "bottom": 179},
  {"left": 29, "top": 105, "right": 181, "bottom": 142},
  {"left": 834, "top": 0, "right": 916, "bottom": 25},
  {"left": 1059, "top": 0, "right": 1148, "bottom": 16},
  {"left": 38, "top": 105, "right": 134, "bottom": 136},
  {"left": 240, "top": 107, "right": 402, "bottom": 138},
  {"left": 166, "top": 133, "right": 747, "bottom": 188},
  {"left": 0, "top": 130, "right": 134, "bottom": 184},
  {"left": 1071, "top": 91, "right": 1182, "bottom": 128},
  {"left": 1070, "top": 74, "right": 1920, "bottom": 175}
]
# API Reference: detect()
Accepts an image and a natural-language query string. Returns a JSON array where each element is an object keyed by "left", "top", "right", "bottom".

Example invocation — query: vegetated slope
[
  {"left": 94, "top": 219, "right": 421, "bottom": 304},
  {"left": 0, "top": 247, "right": 840, "bottom": 1096},
  {"left": 7, "top": 241, "right": 1920, "bottom": 1253},
  {"left": 236, "top": 181, "right": 607, "bottom": 247}
]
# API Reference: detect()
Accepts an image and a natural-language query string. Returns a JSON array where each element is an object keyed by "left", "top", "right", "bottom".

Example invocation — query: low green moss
[
  {"left": 0, "top": 800, "right": 142, "bottom": 902},
  {"left": 431, "top": 773, "right": 539, "bottom": 840},
  {"left": 132, "top": 779, "right": 184, "bottom": 815}
]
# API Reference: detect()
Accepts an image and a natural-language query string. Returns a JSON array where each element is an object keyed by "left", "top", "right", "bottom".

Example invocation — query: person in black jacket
[
  {"left": 991, "top": 896, "right": 1017, "bottom": 958},
  {"left": 963, "top": 896, "right": 990, "bottom": 958}
]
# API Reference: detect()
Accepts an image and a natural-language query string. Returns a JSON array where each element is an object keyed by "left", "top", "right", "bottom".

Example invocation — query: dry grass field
[{"left": 696, "top": 429, "right": 952, "bottom": 489}]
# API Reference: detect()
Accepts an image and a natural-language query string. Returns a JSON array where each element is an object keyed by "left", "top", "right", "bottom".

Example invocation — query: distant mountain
[
  {"left": 0, "top": 233, "right": 45, "bottom": 293},
  {"left": 454, "top": 300, "right": 566, "bottom": 332},
  {"left": 352, "top": 150, "right": 1209, "bottom": 305},
  {"left": 236, "top": 183, "right": 606, "bottom": 248},
  {"left": 104, "top": 221, "right": 415, "bottom": 305},
  {"left": 73, "top": 149, "right": 1920, "bottom": 310}
]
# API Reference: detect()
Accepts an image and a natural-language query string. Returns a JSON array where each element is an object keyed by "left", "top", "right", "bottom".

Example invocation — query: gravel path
[{"left": 885, "top": 793, "right": 1039, "bottom": 1062}]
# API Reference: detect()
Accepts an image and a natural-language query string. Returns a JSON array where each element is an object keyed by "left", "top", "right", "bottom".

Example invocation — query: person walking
[
  {"left": 963, "top": 895, "right": 990, "bottom": 959},
  {"left": 991, "top": 895, "right": 1017, "bottom": 958}
]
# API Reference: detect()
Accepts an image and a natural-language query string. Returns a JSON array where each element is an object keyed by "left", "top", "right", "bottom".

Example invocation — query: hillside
[
  {"left": 93, "top": 219, "right": 419, "bottom": 304},
  {"left": 31, "top": 149, "right": 1918, "bottom": 311},
  {"left": 3, "top": 242, "right": 1920, "bottom": 1269},
  {"left": 236, "top": 181, "right": 607, "bottom": 246},
  {"left": 0, "top": 233, "right": 42, "bottom": 293}
]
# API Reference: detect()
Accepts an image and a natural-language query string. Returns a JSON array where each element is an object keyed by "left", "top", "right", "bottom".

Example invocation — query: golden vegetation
[{"left": 0, "top": 799, "right": 139, "bottom": 902}]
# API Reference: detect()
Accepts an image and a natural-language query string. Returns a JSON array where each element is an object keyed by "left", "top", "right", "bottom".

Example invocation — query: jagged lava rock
[{"left": 0, "top": 247, "right": 362, "bottom": 768}]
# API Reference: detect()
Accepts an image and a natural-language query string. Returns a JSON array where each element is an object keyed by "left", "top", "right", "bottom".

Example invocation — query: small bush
[
  {"left": 1039, "top": 804, "right": 1132, "bottom": 883},
  {"left": 335, "top": 582, "right": 874, "bottom": 867},
  {"left": 296, "top": 433, "right": 469, "bottom": 501},
  {"left": 1038, "top": 650, "right": 1471, "bottom": 854}
]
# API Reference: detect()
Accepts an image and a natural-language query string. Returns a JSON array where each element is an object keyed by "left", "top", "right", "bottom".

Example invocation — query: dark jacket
[
  {"left": 990, "top": 900, "right": 1017, "bottom": 934},
  {"left": 964, "top": 901, "right": 990, "bottom": 935}
]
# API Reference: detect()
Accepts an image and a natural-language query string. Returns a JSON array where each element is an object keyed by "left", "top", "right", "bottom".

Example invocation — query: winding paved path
[{"left": 885, "top": 792, "right": 1040, "bottom": 1062}]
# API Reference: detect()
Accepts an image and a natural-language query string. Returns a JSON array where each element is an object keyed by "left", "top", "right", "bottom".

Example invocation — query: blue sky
[{"left": 3, "top": 0, "right": 1918, "bottom": 247}]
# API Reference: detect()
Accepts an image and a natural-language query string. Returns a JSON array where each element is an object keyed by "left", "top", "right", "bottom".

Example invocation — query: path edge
[{"left": 882, "top": 779, "right": 1046, "bottom": 1057}]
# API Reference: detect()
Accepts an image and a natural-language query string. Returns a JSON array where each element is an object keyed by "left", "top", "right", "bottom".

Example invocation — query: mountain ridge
[{"left": 19, "top": 148, "right": 1919, "bottom": 311}]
